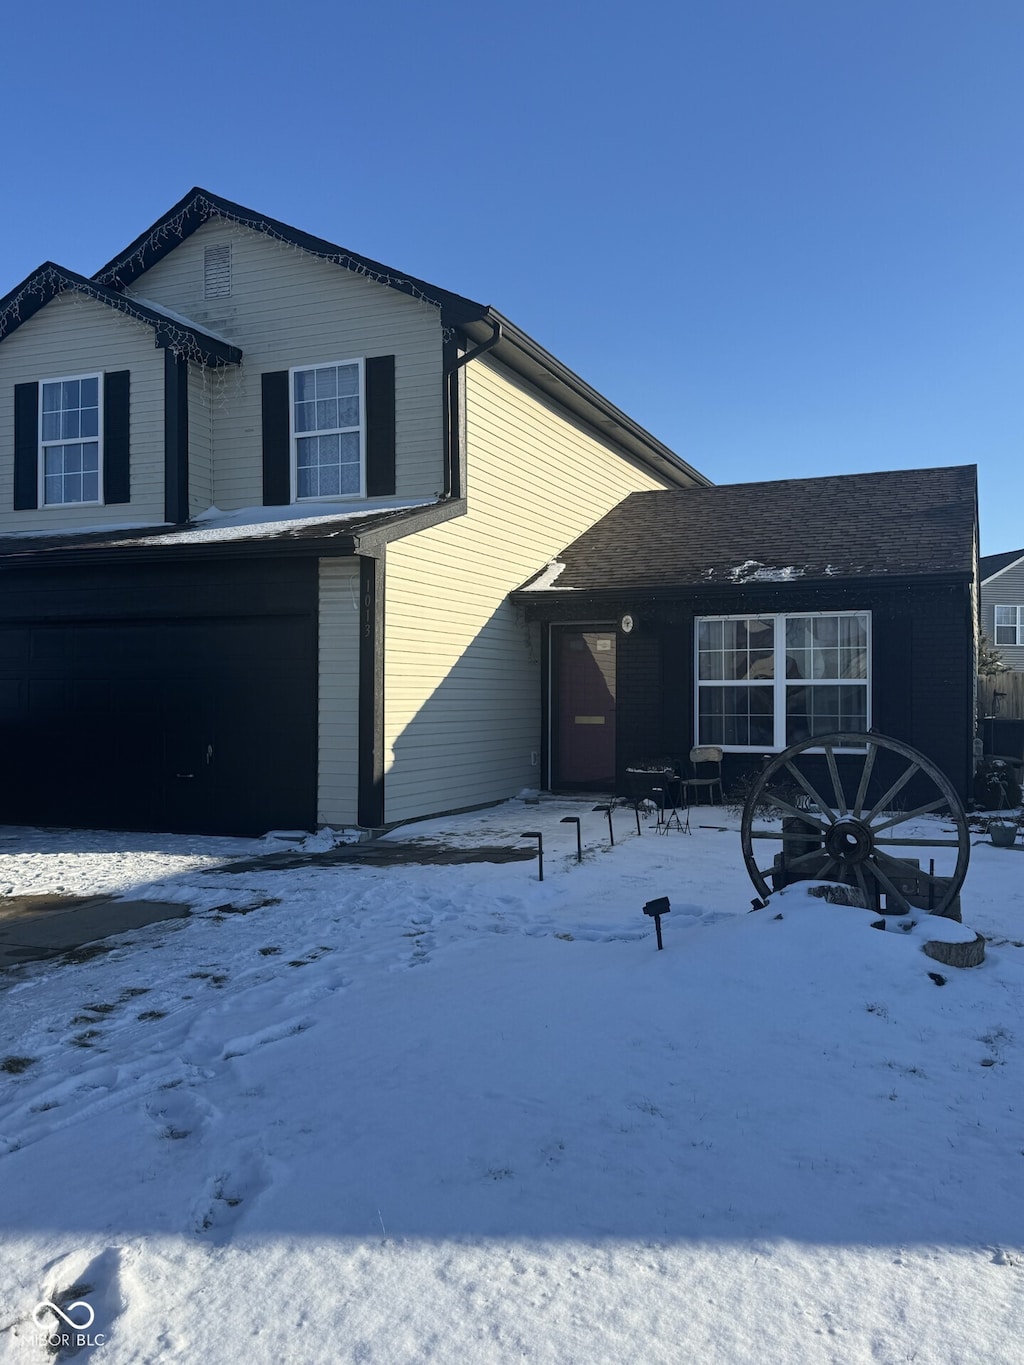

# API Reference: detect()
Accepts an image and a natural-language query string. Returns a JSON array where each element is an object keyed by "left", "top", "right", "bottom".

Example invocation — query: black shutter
[
  {"left": 365, "top": 355, "right": 396, "bottom": 497},
  {"left": 13, "top": 382, "right": 38, "bottom": 510},
  {"left": 103, "top": 370, "right": 131, "bottom": 505},
  {"left": 262, "top": 371, "right": 291, "bottom": 505}
]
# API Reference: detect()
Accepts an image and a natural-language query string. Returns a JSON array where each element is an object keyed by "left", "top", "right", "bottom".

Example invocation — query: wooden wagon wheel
[{"left": 740, "top": 732, "right": 971, "bottom": 917}]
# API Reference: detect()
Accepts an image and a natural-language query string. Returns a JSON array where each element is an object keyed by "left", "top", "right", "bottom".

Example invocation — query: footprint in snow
[
  {"left": 146, "top": 1088, "right": 215, "bottom": 1142},
  {"left": 192, "top": 1151, "right": 270, "bottom": 1241}
]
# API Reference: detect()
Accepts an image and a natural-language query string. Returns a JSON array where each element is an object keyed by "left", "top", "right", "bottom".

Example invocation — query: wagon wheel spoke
[
  {"left": 865, "top": 761, "right": 921, "bottom": 823},
  {"left": 780, "top": 849, "right": 832, "bottom": 875},
  {"left": 851, "top": 740, "right": 878, "bottom": 818},
  {"left": 862, "top": 857, "right": 912, "bottom": 912},
  {"left": 748, "top": 829, "right": 826, "bottom": 841},
  {"left": 873, "top": 837, "right": 962, "bottom": 848},
  {"left": 871, "top": 797, "right": 951, "bottom": 835},
  {"left": 852, "top": 863, "right": 875, "bottom": 910},
  {"left": 783, "top": 762, "right": 837, "bottom": 824},
  {"left": 823, "top": 743, "right": 848, "bottom": 816}
]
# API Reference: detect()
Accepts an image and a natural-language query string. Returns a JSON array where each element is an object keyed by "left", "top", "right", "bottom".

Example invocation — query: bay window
[{"left": 696, "top": 612, "right": 870, "bottom": 750}]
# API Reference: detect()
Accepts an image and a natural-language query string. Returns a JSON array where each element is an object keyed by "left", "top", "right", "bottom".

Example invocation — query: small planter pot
[{"left": 989, "top": 820, "right": 1019, "bottom": 849}]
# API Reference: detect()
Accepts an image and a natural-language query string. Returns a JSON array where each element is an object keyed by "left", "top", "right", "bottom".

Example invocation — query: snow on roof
[
  {"left": 525, "top": 560, "right": 572, "bottom": 590},
  {"left": 129, "top": 295, "right": 236, "bottom": 348}
]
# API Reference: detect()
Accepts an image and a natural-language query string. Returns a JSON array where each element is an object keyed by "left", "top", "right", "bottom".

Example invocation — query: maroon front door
[{"left": 553, "top": 627, "right": 617, "bottom": 786}]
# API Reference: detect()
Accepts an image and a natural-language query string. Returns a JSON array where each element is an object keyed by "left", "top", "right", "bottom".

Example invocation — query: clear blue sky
[{"left": 2, "top": 1, "right": 1020, "bottom": 551}]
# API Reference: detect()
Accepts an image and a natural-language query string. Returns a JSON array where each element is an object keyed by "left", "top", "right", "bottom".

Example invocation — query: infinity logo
[{"left": 32, "top": 1299, "right": 96, "bottom": 1330}]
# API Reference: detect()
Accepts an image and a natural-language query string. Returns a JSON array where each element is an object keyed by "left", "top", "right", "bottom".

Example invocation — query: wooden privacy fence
[{"left": 979, "top": 673, "right": 1024, "bottom": 720}]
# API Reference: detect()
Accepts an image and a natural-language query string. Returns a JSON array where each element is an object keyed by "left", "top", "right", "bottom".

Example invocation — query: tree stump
[{"left": 922, "top": 933, "right": 986, "bottom": 969}]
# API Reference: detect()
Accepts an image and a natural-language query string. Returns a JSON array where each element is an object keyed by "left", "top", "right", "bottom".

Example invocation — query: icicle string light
[
  {"left": 0, "top": 267, "right": 236, "bottom": 370},
  {"left": 96, "top": 192, "right": 453, "bottom": 338}
]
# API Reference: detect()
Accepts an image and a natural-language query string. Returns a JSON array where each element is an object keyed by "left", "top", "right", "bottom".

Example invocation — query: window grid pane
[
  {"left": 994, "top": 606, "right": 1024, "bottom": 646},
  {"left": 696, "top": 612, "right": 870, "bottom": 750},
  {"left": 698, "top": 684, "right": 774, "bottom": 747},
  {"left": 293, "top": 363, "right": 362, "bottom": 499},
  {"left": 41, "top": 375, "right": 101, "bottom": 506},
  {"left": 698, "top": 617, "right": 774, "bottom": 681},
  {"left": 43, "top": 441, "right": 100, "bottom": 505}
]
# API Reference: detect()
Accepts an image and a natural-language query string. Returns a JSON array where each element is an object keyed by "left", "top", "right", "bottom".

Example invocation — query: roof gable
[
  {"left": 0, "top": 263, "right": 242, "bottom": 367},
  {"left": 980, "top": 548, "right": 1024, "bottom": 584},
  {"left": 519, "top": 465, "right": 978, "bottom": 594},
  {"left": 92, "top": 187, "right": 488, "bottom": 332}
]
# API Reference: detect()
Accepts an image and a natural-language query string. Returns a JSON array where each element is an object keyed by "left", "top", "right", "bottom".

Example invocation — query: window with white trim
[
  {"left": 994, "top": 605, "right": 1024, "bottom": 647},
  {"left": 291, "top": 360, "right": 364, "bottom": 500},
  {"left": 695, "top": 612, "right": 870, "bottom": 750},
  {"left": 40, "top": 374, "right": 102, "bottom": 505}
]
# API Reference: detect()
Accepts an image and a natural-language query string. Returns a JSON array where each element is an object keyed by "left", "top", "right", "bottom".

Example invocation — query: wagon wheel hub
[{"left": 824, "top": 816, "right": 874, "bottom": 865}]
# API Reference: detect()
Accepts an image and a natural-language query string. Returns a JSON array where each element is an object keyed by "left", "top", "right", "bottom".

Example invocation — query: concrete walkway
[{"left": 0, "top": 895, "right": 190, "bottom": 968}]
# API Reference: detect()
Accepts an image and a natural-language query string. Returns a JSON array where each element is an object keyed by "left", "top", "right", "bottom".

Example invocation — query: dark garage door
[{"left": 0, "top": 559, "right": 318, "bottom": 836}]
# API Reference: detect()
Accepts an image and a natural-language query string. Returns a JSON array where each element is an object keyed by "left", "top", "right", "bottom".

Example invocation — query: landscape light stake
[
  {"left": 521, "top": 832, "right": 544, "bottom": 881},
  {"left": 643, "top": 896, "right": 671, "bottom": 950},
  {"left": 593, "top": 803, "right": 615, "bottom": 846},
  {"left": 560, "top": 816, "right": 583, "bottom": 863}
]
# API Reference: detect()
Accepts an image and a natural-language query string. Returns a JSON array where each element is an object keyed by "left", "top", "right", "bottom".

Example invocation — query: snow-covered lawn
[{"left": 0, "top": 801, "right": 1022, "bottom": 1363}]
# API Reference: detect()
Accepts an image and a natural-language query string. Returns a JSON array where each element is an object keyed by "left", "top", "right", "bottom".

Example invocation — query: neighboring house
[
  {"left": 0, "top": 188, "right": 707, "bottom": 835},
  {"left": 980, "top": 548, "right": 1024, "bottom": 672},
  {"left": 515, "top": 466, "right": 979, "bottom": 802}
]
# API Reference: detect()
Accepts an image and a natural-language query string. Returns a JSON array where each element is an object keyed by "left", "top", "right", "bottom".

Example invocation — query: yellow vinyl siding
[
  {"left": 187, "top": 365, "right": 213, "bottom": 517},
  {"left": 0, "top": 292, "right": 164, "bottom": 533},
  {"left": 382, "top": 356, "right": 686, "bottom": 823},
  {"left": 318, "top": 558, "right": 362, "bottom": 825},
  {"left": 127, "top": 220, "right": 444, "bottom": 511}
]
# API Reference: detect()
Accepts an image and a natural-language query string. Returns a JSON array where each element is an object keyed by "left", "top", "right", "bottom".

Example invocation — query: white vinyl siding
[
  {"left": 0, "top": 291, "right": 164, "bottom": 532},
  {"left": 382, "top": 355, "right": 689, "bottom": 825},
  {"left": 126, "top": 220, "right": 444, "bottom": 510},
  {"left": 318, "top": 558, "right": 362, "bottom": 825}
]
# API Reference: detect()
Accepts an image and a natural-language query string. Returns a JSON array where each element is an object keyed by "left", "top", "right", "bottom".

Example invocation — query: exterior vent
[{"left": 204, "top": 244, "right": 231, "bottom": 299}]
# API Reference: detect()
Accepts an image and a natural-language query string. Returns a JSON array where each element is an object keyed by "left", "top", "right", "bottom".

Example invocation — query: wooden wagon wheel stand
[{"left": 740, "top": 732, "right": 983, "bottom": 968}]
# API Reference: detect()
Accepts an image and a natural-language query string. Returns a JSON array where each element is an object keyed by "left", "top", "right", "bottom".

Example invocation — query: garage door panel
[{"left": 0, "top": 562, "right": 319, "bottom": 836}]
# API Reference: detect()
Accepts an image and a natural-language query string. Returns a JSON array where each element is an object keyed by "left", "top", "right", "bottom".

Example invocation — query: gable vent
[{"left": 204, "top": 243, "right": 232, "bottom": 299}]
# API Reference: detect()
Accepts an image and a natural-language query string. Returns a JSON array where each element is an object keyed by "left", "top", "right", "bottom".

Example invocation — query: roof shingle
[{"left": 519, "top": 465, "right": 977, "bottom": 594}]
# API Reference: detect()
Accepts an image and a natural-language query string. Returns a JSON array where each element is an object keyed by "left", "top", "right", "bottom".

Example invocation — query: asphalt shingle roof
[
  {"left": 980, "top": 547, "right": 1024, "bottom": 582},
  {"left": 520, "top": 465, "right": 977, "bottom": 594}
]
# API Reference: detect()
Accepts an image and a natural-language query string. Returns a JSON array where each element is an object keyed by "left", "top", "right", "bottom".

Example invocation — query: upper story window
[
  {"left": 995, "top": 605, "right": 1024, "bottom": 646},
  {"left": 40, "top": 375, "right": 102, "bottom": 505},
  {"left": 291, "top": 360, "right": 364, "bottom": 500},
  {"left": 695, "top": 611, "right": 870, "bottom": 750}
]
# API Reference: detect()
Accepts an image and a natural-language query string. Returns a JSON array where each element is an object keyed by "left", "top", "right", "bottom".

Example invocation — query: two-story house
[
  {"left": 0, "top": 188, "right": 707, "bottom": 835},
  {"left": 981, "top": 549, "right": 1024, "bottom": 673}
]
